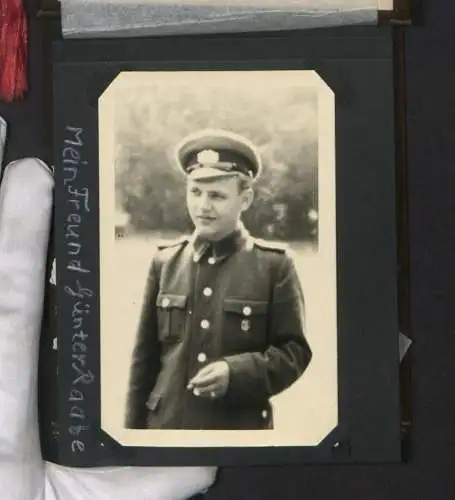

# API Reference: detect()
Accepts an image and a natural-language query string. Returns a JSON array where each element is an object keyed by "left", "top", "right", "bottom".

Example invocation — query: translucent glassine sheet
[{"left": 60, "top": 0, "right": 379, "bottom": 39}]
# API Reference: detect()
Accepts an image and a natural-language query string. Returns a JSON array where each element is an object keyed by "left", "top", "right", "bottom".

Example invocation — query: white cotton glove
[{"left": 0, "top": 116, "right": 217, "bottom": 500}]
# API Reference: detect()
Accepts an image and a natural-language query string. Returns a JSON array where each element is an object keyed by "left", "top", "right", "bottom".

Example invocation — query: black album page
[{"left": 47, "top": 26, "right": 402, "bottom": 467}]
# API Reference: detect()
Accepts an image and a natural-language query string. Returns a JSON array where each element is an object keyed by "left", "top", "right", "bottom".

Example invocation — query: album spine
[
  {"left": 38, "top": 224, "right": 60, "bottom": 463},
  {"left": 393, "top": 28, "right": 412, "bottom": 461}
]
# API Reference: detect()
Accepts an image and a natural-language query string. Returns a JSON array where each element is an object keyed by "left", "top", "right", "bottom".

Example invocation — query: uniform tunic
[{"left": 125, "top": 226, "right": 312, "bottom": 430}]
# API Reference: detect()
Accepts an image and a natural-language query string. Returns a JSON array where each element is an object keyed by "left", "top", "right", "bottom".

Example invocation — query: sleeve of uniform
[
  {"left": 124, "top": 255, "right": 162, "bottom": 428},
  {"left": 223, "top": 250, "right": 312, "bottom": 405}
]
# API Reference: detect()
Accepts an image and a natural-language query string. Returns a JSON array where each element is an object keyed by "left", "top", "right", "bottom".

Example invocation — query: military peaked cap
[{"left": 174, "top": 129, "right": 262, "bottom": 182}]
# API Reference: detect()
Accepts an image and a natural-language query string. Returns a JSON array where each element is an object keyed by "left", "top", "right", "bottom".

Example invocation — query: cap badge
[
  {"left": 241, "top": 319, "right": 251, "bottom": 332},
  {"left": 197, "top": 149, "right": 220, "bottom": 165}
]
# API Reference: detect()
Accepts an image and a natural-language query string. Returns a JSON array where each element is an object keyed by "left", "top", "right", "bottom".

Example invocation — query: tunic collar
[{"left": 190, "top": 223, "right": 249, "bottom": 263}]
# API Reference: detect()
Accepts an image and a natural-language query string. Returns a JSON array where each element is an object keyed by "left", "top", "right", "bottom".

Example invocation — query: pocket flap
[
  {"left": 156, "top": 293, "right": 187, "bottom": 309},
  {"left": 145, "top": 393, "right": 161, "bottom": 412},
  {"left": 223, "top": 298, "right": 268, "bottom": 315}
]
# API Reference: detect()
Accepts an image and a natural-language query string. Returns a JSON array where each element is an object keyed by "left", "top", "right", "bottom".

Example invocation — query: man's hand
[{"left": 187, "top": 360, "right": 230, "bottom": 399}]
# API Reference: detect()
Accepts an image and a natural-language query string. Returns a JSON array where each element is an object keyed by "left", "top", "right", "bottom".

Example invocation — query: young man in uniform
[{"left": 125, "top": 129, "right": 312, "bottom": 430}]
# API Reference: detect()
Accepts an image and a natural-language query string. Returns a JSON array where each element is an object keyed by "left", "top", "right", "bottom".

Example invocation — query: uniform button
[
  {"left": 193, "top": 254, "right": 201, "bottom": 263},
  {"left": 208, "top": 257, "right": 216, "bottom": 265},
  {"left": 261, "top": 410, "right": 268, "bottom": 419},
  {"left": 243, "top": 306, "right": 252, "bottom": 316},
  {"left": 197, "top": 352, "right": 207, "bottom": 363},
  {"left": 162, "top": 297, "right": 170, "bottom": 308},
  {"left": 200, "top": 319, "right": 210, "bottom": 329},
  {"left": 203, "top": 287, "right": 213, "bottom": 297}
]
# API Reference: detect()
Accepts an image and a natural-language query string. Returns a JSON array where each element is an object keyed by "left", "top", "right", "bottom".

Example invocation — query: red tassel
[{"left": 0, "top": 0, "right": 28, "bottom": 102}]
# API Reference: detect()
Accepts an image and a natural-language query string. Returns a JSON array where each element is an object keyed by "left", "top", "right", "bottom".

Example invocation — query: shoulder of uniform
[
  {"left": 156, "top": 235, "right": 190, "bottom": 251},
  {"left": 252, "top": 238, "right": 289, "bottom": 254}
]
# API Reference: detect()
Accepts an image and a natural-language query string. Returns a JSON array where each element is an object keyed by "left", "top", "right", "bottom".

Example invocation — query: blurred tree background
[{"left": 114, "top": 76, "right": 319, "bottom": 243}]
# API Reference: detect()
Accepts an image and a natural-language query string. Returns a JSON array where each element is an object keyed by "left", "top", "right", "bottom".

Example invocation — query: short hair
[
  {"left": 186, "top": 172, "right": 253, "bottom": 193},
  {"left": 237, "top": 173, "right": 254, "bottom": 193}
]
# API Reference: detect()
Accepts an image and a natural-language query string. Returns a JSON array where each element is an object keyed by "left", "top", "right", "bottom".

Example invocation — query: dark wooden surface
[{"left": 1, "top": 0, "right": 454, "bottom": 497}]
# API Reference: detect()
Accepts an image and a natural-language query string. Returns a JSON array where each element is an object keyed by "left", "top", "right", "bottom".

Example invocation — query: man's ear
[{"left": 241, "top": 188, "right": 254, "bottom": 212}]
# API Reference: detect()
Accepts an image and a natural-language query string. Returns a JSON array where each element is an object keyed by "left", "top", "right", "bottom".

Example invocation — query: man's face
[{"left": 186, "top": 176, "right": 252, "bottom": 241}]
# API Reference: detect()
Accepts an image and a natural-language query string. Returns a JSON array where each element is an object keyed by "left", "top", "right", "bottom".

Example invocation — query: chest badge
[{"left": 241, "top": 319, "right": 251, "bottom": 332}]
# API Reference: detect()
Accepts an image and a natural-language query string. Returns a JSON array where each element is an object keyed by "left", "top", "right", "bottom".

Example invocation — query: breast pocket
[
  {"left": 156, "top": 293, "right": 187, "bottom": 343},
  {"left": 222, "top": 298, "right": 269, "bottom": 352}
]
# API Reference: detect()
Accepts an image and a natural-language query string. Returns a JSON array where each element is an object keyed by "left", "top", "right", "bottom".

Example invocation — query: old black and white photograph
[{"left": 99, "top": 70, "right": 337, "bottom": 448}]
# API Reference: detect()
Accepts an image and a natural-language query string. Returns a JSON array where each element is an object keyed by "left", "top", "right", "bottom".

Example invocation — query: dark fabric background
[{"left": 1, "top": 0, "right": 454, "bottom": 498}]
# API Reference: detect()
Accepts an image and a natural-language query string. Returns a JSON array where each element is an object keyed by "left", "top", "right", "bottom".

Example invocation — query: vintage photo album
[{"left": 38, "top": 25, "right": 411, "bottom": 467}]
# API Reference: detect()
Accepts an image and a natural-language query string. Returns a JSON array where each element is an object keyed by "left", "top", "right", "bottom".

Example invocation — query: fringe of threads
[{"left": 0, "top": 0, "right": 28, "bottom": 102}]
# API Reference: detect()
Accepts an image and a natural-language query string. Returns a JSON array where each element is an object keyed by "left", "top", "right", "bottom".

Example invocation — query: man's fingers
[
  {"left": 191, "top": 373, "right": 218, "bottom": 389},
  {"left": 188, "top": 365, "right": 217, "bottom": 387},
  {"left": 189, "top": 367, "right": 218, "bottom": 387},
  {"left": 195, "top": 382, "right": 220, "bottom": 396}
]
